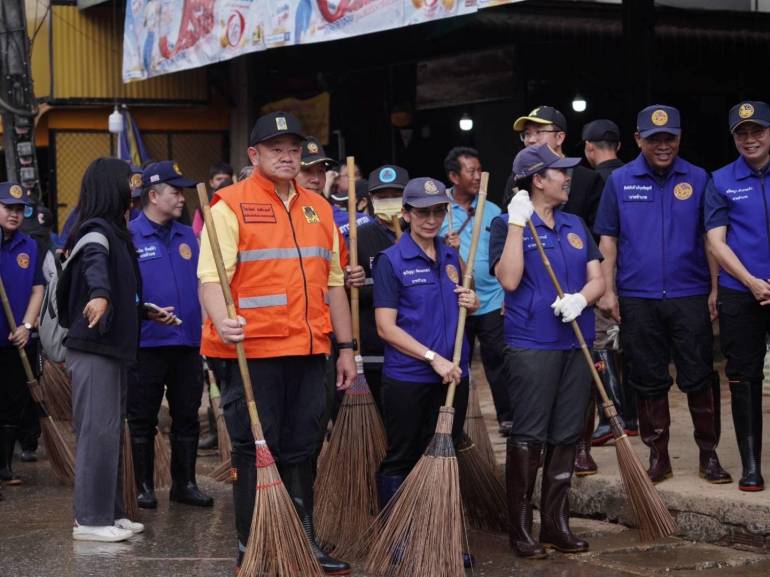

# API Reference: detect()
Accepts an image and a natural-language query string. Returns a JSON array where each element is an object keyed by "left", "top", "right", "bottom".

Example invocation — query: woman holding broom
[
  {"left": 490, "top": 143, "right": 605, "bottom": 558},
  {"left": 372, "top": 176, "right": 478, "bottom": 565}
]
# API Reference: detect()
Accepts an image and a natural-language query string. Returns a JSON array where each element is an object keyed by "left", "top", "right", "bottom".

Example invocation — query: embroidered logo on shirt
[
  {"left": 240, "top": 203, "right": 276, "bottom": 224},
  {"left": 673, "top": 182, "right": 693, "bottom": 200},
  {"left": 16, "top": 253, "right": 30, "bottom": 269},
  {"left": 9, "top": 184, "right": 23, "bottom": 199},
  {"left": 651, "top": 109, "right": 669, "bottom": 126},
  {"left": 179, "top": 243, "right": 193, "bottom": 260},
  {"left": 303, "top": 206, "right": 320, "bottom": 224},
  {"left": 445, "top": 264, "right": 460, "bottom": 284},
  {"left": 567, "top": 232, "right": 584, "bottom": 250},
  {"left": 738, "top": 103, "right": 755, "bottom": 119}
]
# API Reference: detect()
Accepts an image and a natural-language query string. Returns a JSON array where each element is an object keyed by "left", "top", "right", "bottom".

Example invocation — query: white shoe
[
  {"left": 72, "top": 523, "right": 133, "bottom": 542},
  {"left": 114, "top": 518, "right": 144, "bottom": 534}
]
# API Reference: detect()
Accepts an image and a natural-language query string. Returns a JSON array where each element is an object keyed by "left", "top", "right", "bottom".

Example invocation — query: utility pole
[{"left": 0, "top": 0, "right": 42, "bottom": 203}]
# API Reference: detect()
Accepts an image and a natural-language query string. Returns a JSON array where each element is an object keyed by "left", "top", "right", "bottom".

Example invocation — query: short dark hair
[
  {"left": 443, "top": 147, "right": 480, "bottom": 178},
  {"left": 592, "top": 140, "right": 620, "bottom": 151},
  {"left": 208, "top": 162, "right": 234, "bottom": 180}
]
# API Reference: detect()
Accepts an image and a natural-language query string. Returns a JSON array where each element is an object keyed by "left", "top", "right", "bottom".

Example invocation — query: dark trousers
[
  {"left": 466, "top": 309, "right": 511, "bottom": 423},
  {"left": 213, "top": 355, "right": 327, "bottom": 465},
  {"left": 620, "top": 296, "right": 716, "bottom": 398},
  {"left": 505, "top": 348, "right": 591, "bottom": 445},
  {"left": 378, "top": 376, "right": 469, "bottom": 476},
  {"left": 363, "top": 363, "right": 383, "bottom": 413},
  {"left": 0, "top": 346, "right": 34, "bottom": 427},
  {"left": 127, "top": 346, "right": 204, "bottom": 440},
  {"left": 718, "top": 288, "right": 770, "bottom": 383}
]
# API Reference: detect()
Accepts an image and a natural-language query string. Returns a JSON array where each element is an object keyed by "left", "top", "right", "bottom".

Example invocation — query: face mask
[{"left": 372, "top": 197, "right": 403, "bottom": 222}]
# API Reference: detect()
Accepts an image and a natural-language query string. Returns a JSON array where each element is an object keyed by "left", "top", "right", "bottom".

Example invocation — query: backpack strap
[{"left": 64, "top": 231, "right": 109, "bottom": 270}]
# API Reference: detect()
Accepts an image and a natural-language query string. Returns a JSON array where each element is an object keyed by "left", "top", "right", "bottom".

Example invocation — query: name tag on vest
[
  {"left": 241, "top": 203, "right": 277, "bottom": 224},
  {"left": 137, "top": 244, "right": 162, "bottom": 261},
  {"left": 401, "top": 267, "right": 434, "bottom": 286},
  {"left": 622, "top": 186, "right": 653, "bottom": 202},
  {"left": 524, "top": 234, "right": 554, "bottom": 251}
]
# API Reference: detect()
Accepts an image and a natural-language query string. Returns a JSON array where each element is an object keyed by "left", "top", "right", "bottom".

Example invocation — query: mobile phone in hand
[{"left": 144, "top": 302, "right": 183, "bottom": 325}]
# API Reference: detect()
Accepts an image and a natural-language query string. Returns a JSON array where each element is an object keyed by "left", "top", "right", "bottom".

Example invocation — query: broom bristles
[
  {"left": 314, "top": 373, "right": 387, "bottom": 559},
  {"left": 457, "top": 433, "right": 508, "bottom": 532},
  {"left": 40, "top": 416, "right": 75, "bottom": 485},
  {"left": 40, "top": 360, "right": 72, "bottom": 421},
  {"left": 215, "top": 409, "right": 231, "bottom": 461},
  {"left": 210, "top": 457, "right": 232, "bottom": 482},
  {"left": 463, "top": 383, "right": 497, "bottom": 471},
  {"left": 239, "top": 442, "right": 324, "bottom": 577},
  {"left": 154, "top": 429, "right": 172, "bottom": 490},
  {"left": 122, "top": 421, "right": 139, "bottom": 521},
  {"left": 363, "top": 407, "right": 465, "bottom": 577}
]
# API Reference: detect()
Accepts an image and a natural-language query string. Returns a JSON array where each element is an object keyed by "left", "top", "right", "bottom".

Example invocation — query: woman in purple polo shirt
[
  {"left": 490, "top": 144, "right": 605, "bottom": 559},
  {"left": 372, "top": 177, "right": 478, "bottom": 516}
]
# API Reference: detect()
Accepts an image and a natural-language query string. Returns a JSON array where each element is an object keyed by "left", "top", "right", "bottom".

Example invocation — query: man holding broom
[
  {"left": 198, "top": 111, "right": 356, "bottom": 575},
  {"left": 0, "top": 183, "right": 44, "bottom": 487}
]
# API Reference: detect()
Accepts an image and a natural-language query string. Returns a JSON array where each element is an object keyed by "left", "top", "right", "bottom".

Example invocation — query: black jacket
[{"left": 59, "top": 218, "right": 142, "bottom": 362}]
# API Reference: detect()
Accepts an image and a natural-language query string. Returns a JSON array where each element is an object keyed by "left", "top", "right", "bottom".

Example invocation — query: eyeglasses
[
  {"left": 733, "top": 127, "right": 768, "bottom": 141},
  {"left": 410, "top": 206, "right": 448, "bottom": 219},
  {"left": 520, "top": 129, "right": 561, "bottom": 142}
]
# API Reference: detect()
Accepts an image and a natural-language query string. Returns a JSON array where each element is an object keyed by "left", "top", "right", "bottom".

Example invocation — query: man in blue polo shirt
[
  {"left": 128, "top": 161, "right": 213, "bottom": 509},
  {"left": 705, "top": 100, "right": 770, "bottom": 492},
  {"left": 440, "top": 146, "right": 510, "bottom": 435},
  {"left": 0, "top": 183, "right": 44, "bottom": 488},
  {"left": 594, "top": 105, "right": 730, "bottom": 485}
]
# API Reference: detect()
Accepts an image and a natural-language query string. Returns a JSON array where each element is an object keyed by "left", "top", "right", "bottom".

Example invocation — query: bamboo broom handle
[
  {"left": 196, "top": 183, "right": 263, "bottom": 438},
  {"left": 0, "top": 275, "right": 38, "bottom": 388},
  {"left": 392, "top": 215, "right": 402, "bottom": 241},
  {"left": 445, "top": 172, "right": 489, "bottom": 408},
  {"left": 346, "top": 157, "right": 361, "bottom": 346},
  {"left": 525, "top": 218, "right": 611, "bottom": 406}
]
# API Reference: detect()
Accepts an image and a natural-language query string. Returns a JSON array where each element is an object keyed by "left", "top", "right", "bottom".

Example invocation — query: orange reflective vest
[{"left": 200, "top": 170, "right": 335, "bottom": 359}]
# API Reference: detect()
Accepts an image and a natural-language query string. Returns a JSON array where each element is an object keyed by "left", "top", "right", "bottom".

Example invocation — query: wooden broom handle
[
  {"left": 196, "top": 183, "right": 263, "bottom": 435},
  {"left": 525, "top": 218, "right": 611, "bottom": 406},
  {"left": 0, "top": 274, "right": 37, "bottom": 384},
  {"left": 445, "top": 172, "right": 489, "bottom": 408},
  {"left": 392, "top": 215, "right": 402, "bottom": 241},
  {"left": 346, "top": 156, "right": 361, "bottom": 347}
]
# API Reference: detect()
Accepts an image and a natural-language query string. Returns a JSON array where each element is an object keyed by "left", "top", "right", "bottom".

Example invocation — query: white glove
[
  {"left": 507, "top": 189, "right": 534, "bottom": 227},
  {"left": 551, "top": 293, "right": 588, "bottom": 323}
]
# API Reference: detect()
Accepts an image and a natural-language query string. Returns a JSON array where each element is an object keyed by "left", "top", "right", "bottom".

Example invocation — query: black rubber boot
[
  {"left": 730, "top": 381, "right": 764, "bottom": 491},
  {"left": 539, "top": 444, "right": 589, "bottom": 553},
  {"left": 282, "top": 461, "right": 351, "bottom": 576},
  {"left": 506, "top": 440, "right": 547, "bottom": 559},
  {"left": 131, "top": 436, "right": 157, "bottom": 509},
  {"left": 637, "top": 395, "right": 673, "bottom": 483},
  {"left": 591, "top": 349, "right": 625, "bottom": 446},
  {"left": 231, "top": 450, "right": 256, "bottom": 573},
  {"left": 687, "top": 378, "right": 731, "bottom": 484},
  {"left": 170, "top": 436, "right": 214, "bottom": 507},
  {"left": 0, "top": 426, "right": 22, "bottom": 485}
]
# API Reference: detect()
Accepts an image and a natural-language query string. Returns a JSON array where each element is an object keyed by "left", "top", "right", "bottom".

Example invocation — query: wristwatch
[
  {"left": 335, "top": 339, "right": 357, "bottom": 351},
  {"left": 423, "top": 350, "right": 436, "bottom": 363},
  {"left": 22, "top": 322, "right": 33, "bottom": 331}
]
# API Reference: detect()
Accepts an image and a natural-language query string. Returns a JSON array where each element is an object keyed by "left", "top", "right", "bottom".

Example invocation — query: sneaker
[
  {"left": 114, "top": 518, "right": 145, "bottom": 534},
  {"left": 72, "top": 523, "right": 133, "bottom": 542}
]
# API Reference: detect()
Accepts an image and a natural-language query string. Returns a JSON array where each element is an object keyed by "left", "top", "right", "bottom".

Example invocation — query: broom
[
  {"left": 391, "top": 215, "right": 402, "bottom": 241},
  {"left": 313, "top": 157, "right": 388, "bottom": 559},
  {"left": 122, "top": 419, "right": 139, "bottom": 521},
  {"left": 0, "top": 275, "right": 75, "bottom": 485},
  {"left": 154, "top": 428, "right": 172, "bottom": 490},
  {"left": 525, "top": 217, "right": 677, "bottom": 542},
  {"left": 208, "top": 363, "right": 234, "bottom": 482},
  {"left": 40, "top": 358, "right": 72, "bottom": 421},
  {"left": 363, "top": 173, "right": 490, "bottom": 577},
  {"left": 462, "top": 375, "right": 497, "bottom": 472},
  {"left": 197, "top": 183, "right": 323, "bottom": 577}
]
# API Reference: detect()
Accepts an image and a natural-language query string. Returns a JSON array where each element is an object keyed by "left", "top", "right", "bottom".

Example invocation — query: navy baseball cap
[
  {"left": 512, "top": 144, "right": 581, "bottom": 181},
  {"left": 141, "top": 161, "right": 196, "bottom": 189},
  {"left": 0, "top": 182, "right": 32, "bottom": 206},
  {"left": 368, "top": 165, "right": 409, "bottom": 194},
  {"left": 729, "top": 101, "right": 770, "bottom": 132},
  {"left": 513, "top": 105, "right": 567, "bottom": 132},
  {"left": 637, "top": 105, "right": 681, "bottom": 138},
  {"left": 402, "top": 177, "right": 449, "bottom": 208},
  {"left": 249, "top": 111, "right": 304, "bottom": 146},
  {"left": 129, "top": 164, "right": 143, "bottom": 199},
  {"left": 581, "top": 119, "right": 621, "bottom": 142},
  {"left": 301, "top": 137, "right": 336, "bottom": 168}
]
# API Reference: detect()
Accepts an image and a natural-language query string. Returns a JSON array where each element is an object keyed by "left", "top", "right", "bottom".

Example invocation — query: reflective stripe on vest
[
  {"left": 239, "top": 246, "right": 332, "bottom": 263},
  {"left": 239, "top": 294, "right": 288, "bottom": 309}
]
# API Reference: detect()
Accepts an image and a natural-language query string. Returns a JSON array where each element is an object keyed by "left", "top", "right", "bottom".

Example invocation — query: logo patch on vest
[
  {"left": 178, "top": 242, "right": 192, "bottom": 260},
  {"left": 445, "top": 264, "right": 460, "bottom": 284},
  {"left": 16, "top": 253, "right": 30, "bottom": 269},
  {"left": 567, "top": 232, "right": 584, "bottom": 250},
  {"left": 240, "top": 203, "right": 276, "bottom": 224},
  {"left": 303, "top": 206, "right": 320, "bottom": 224},
  {"left": 674, "top": 182, "right": 693, "bottom": 200}
]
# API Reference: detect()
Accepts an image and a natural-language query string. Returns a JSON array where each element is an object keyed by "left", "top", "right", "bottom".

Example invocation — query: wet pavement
[{"left": 3, "top": 450, "right": 770, "bottom": 577}]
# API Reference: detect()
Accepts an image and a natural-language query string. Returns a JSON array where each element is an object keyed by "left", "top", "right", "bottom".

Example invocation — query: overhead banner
[{"left": 123, "top": 0, "right": 493, "bottom": 82}]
